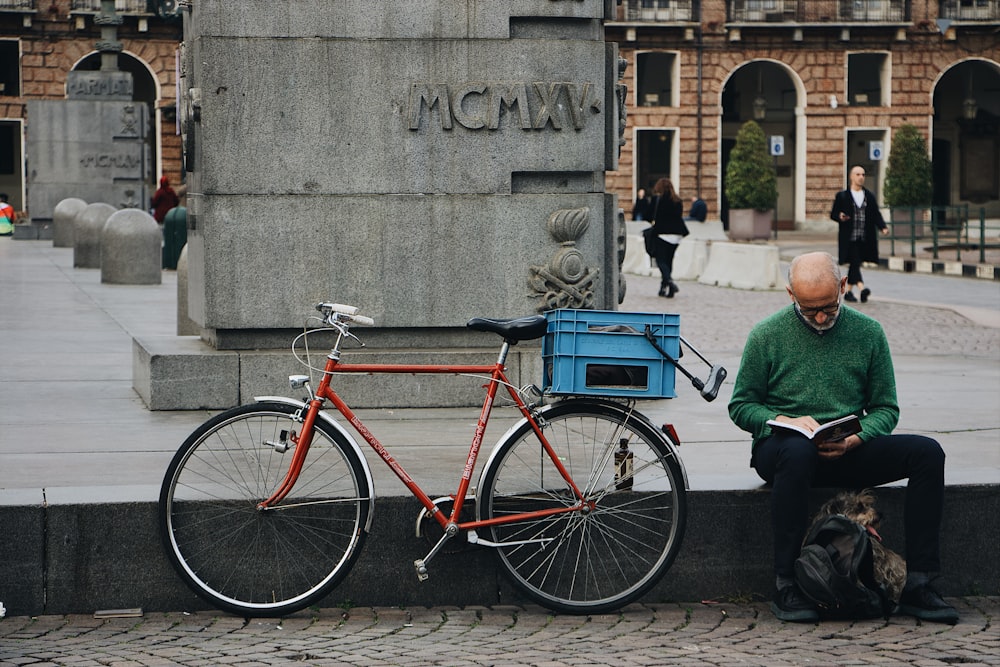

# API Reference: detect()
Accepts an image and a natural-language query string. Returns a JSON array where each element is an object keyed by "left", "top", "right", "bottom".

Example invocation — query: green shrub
[
  {"left": 724, "top": 120, "right": 778, "bottom": 211},
  {"left": 884, "top": 124, "right": 933, "bottom": 207}
]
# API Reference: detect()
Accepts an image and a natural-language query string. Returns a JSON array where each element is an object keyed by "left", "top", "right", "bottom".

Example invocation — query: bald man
[{"left": 729, "top": 252, "right": 956, "bottom": 624}]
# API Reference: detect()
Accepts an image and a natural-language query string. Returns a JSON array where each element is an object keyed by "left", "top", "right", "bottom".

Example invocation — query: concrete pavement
[{"left": 1, "top": 236, "right": 997, "bottom": 498}]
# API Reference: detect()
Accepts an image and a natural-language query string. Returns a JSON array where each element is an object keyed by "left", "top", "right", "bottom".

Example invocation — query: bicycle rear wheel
[
  {"left": 477, "top": 399, "right": 686, "bottom": 614},
  {"left": 160, "top": 401, "right": 370, "bottom": 617}
]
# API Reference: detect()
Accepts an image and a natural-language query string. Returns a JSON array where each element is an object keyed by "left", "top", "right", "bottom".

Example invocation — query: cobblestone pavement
[
  {"left": 620, "top": 272, "right": 1000, "bottom": 359},
  {"left": 2, "top": 598, "right": 998, "bottom": 666}
]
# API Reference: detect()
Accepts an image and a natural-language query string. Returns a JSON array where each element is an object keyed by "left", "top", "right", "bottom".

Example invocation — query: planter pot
[
  {"left": 728, "top": 208, "right": 773, "bottom": 240},
  {"left": 890, "top": 208, "right": 926, "bottom": 238}
]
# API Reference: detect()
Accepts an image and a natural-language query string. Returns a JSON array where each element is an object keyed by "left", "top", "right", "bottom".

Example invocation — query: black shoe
[
  {"left": 770, "top": 585, "right": 819, "bottom": 623},
  {"left": 844, "top": 291, "right": 858, "bottom": 302},
  {"left": 860, "top": 288, "right": 871, "bottom": 303},
  {"left": 897, "top": 584, "right": 959, "bottom": 624},
  {"left": 658, "top": 288, "right": 667, "bottom": 297},
  {"left": 667, "top": 281, "right": 679, "bottom": 298}
]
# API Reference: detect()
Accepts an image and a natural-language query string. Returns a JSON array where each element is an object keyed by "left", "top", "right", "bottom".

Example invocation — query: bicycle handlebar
[{"left": 316, "top": 302, "right": 375, "bottom": 327}]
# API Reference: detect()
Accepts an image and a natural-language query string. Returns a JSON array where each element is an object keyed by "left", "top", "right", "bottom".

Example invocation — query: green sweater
[{"left": 728, "top": 305, "right": 899, "bottom": 449}]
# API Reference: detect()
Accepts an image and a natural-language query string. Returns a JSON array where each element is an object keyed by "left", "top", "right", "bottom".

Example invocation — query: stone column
[
  {"left": 135, "top": 1, "right": 624, "bottom": 409},
  {"left": 182, "top": 1, "right": 622, "bottom": 351}
]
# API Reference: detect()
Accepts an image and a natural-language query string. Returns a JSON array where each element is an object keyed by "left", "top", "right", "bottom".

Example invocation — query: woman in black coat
[
  {"left": 649, "top": 177, "right": 689, "bottom": 298},
  {"left": 829, "top": 165, "right": 888, "bottom": 303}
]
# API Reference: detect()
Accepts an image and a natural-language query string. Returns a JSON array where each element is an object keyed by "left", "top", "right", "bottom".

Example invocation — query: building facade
[
  {"left": 606, "top": 0, "right": 1000, "bottom": 228},
  {"left": 0, "top": 0, "right": 182, "bottom": 219}
]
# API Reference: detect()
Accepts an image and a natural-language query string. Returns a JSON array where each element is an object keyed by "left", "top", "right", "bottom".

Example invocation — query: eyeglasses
[{"left": 795, "top": 299, "right": 841, "bottom": 318}]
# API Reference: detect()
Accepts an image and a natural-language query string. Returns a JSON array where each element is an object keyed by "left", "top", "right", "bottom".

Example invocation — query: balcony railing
[
  {"left": 940, "top": 0, "right": 1000, "bottom": 20},
  {"left": 625, "top": 0, "right": 696, "bottom": 22},
  {"left": 730, "top": 0, "right": 796, "bottom": 22},
  {"left": 728, "top": 0, "right": 910, "bottom": 22},
  {"left": 0, "top": 0, "right": 35, "bottom": 10},
  {"left": 70, "top": 0, "right": 152, "bottom": 14},
  {"left": 839, "top": 0, "right": 907, "bottom": 21}
]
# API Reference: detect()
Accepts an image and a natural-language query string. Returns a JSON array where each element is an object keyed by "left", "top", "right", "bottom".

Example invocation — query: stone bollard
[
  {"left": 101, "top": 209, "right": 162, "bottom": 285},
  {"left": 73, "top": 203, "right": 117, "bottom": 268},
  {"left": 176, "top": 244, "right": 199, "bottom": 335},
  {"left": 52, "top": 198, "right": 87, "bottom": 248}
]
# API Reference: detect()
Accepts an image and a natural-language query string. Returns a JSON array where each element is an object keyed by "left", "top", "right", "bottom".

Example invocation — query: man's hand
[
  {"left": 772, "top": 414, "right": 820, "bottom": 433},
  {"left": 817, "top": 434, "right": 862, "bottom": 460}
]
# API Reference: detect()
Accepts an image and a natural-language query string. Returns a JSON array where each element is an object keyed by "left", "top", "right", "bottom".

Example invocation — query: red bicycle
[{"left": 160, "top": 302, "right": 723, "bottom": 617}]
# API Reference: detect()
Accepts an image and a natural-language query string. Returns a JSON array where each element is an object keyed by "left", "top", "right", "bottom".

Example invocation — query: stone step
[{"left": 2, "top": 485, "right": 995, "bottom": 616}]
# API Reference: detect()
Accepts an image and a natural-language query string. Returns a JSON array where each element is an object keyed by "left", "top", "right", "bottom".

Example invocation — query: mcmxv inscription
[{"left": 408, "top": 82, "right": 602, "bottom": 131}]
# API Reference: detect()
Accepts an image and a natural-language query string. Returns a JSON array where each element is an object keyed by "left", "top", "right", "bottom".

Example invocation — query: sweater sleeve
[
  {"left": 728, "top": 322, "right": 779, "bottom": 441},
  {"left": 856, "top": 325, "right": 899, "bottom": 440}
]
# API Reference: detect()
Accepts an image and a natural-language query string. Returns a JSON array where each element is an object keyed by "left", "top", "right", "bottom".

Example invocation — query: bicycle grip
[
  {"left": 699, "top": 365, "right": 727, "bottom": 402},
  {"left": 349, "top": 314, "right": 375, "bottom": 326}
]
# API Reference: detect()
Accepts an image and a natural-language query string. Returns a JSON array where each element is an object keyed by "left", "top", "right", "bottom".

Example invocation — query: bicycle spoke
[
  {"left": 161, "top": 403, "right": 370, "bottom": 617},
  {"left": 480, "top": 401, "right": 686, "bottom": 614}
]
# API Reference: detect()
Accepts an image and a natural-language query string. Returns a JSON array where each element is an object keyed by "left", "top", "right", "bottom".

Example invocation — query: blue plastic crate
[{"left": 542, "top": 309, "right": 680, "bottom": 398}]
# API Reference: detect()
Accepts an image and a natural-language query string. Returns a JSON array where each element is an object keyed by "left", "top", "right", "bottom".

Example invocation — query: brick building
[
  {"left": 0, "top": 0, "right": 182, "bottom": 219},
  {"left": 606, "top": 0, "right": 1000, "bottom": 228},
  {"left": 2, "top": 2, "right": 994, "bottom": 229}
]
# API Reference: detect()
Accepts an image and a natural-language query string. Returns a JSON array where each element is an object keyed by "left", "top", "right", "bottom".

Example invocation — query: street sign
[
  {"left": 869, "top": 141, "right": 884, "bottom": 161},
  {"left": 769, "top": 135, "right": 785, "bottom": 157}
]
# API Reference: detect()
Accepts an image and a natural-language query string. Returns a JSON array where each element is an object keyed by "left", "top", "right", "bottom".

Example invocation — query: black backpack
[{"left": 794, "top": 514, "right": 893, "bottom": 619}]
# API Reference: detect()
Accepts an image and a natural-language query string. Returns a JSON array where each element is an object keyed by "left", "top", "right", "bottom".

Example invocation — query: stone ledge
[{"left": 1, "top": 484, "right": 994, "bottom": 616}]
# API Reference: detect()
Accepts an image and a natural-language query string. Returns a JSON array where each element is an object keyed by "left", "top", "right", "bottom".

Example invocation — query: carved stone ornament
[{"left": 528, "top": 207, "right": 600, "bottom": 312}]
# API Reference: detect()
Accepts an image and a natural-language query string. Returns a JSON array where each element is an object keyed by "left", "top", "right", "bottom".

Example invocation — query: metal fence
[
  {"left": 69, "top": 0, "right": 151, "bottom": 13},
  {"left": 888, "top": 205, "right": 995, "bottom": 264}
]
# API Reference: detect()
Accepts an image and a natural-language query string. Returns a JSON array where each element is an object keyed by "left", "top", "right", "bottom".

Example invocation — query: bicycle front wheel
[
  {"left": 160, "top": 402, "right": 371, "bottom": 617},
  {"left": 478, "top": 399, "right": 686, "bottom": 614}
]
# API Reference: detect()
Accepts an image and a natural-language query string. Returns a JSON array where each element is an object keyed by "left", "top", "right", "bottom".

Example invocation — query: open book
[{"left": 766, "top": 414, "right": 862, "bottom": 445}]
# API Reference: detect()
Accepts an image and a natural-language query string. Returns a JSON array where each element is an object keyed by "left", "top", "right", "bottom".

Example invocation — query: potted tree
[
  {"left": 725, "top": 120, "right": 778, "bottom": 240},
  {"left": 883, "top": 123, "right": 933, "bottom": 237}
]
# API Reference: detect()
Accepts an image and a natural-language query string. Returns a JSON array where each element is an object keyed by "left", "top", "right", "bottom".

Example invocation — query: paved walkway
[{"left": 2, "top": 598, "right": 999, "bottom": 666}]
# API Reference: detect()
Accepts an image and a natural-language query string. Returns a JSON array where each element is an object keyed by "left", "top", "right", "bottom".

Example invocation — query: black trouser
[
  {"left": 655, "top": 241, "right": 679, "bottom": 288},
  {"left": 752, "top": 431, "right": 945, "bottom": 578},
  {"left": 846, "top": 240, "right": 865, "bottom": 285}
]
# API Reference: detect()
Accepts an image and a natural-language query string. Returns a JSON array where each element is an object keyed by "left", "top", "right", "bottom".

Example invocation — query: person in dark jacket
[
  {"left": 151, "top": 176, "right": 180, "bottom": 224},
  {"left": 632, "top": 187, "right": 651, "bottom": 221},
  {"left": 649, "top": 177, "right": 689, "bottom": 298},
  {"left": 829, "top": 165, "right": 889, "bottom": 303},
  {"left": 685, "top": 196, "right": 707, "bottom": 222}
]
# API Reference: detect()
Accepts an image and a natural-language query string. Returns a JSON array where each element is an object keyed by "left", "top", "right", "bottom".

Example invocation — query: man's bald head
[{"left": 788, "top": 252, "right": 841, "bottom": 293}]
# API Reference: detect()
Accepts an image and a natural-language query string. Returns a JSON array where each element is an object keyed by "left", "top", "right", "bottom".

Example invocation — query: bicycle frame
[{"left": 258, "top": 342, "right": 592, "bottom": 535}]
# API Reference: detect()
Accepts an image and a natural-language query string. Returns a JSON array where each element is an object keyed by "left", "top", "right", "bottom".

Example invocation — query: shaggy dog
[{"left": 810, "top": 490, "right": 907, "bottom": 605}]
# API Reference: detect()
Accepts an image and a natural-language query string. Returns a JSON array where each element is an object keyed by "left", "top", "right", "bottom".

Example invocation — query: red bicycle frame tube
[{"left": 259, "top": 354, "right": 589, "bottom": 529}]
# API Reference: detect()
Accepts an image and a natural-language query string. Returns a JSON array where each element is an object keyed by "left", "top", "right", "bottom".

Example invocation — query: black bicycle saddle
[{"left": 466, "top": 315, "right": 548, "bottom": 343}]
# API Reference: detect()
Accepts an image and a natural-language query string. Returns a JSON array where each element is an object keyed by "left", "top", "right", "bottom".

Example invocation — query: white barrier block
[
  {"left": 622, "top": 234, "right": 657, "bottom": 276},
  {"left": 698, "top": 242, "right": 782, "bottom": 290}
]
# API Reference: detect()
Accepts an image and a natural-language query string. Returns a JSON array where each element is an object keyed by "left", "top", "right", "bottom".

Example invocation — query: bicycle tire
[
  {"left": 477, "top": 399, "right": 687, "bottom": 614},
  {"left": 160, "top": 401, "right": 370, "bottom": 617}
]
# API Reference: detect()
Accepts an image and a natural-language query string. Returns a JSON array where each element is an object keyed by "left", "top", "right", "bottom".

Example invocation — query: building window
[
  {"left": 848, "top": 53, "right": 888, "bottom": 107},
  {"left": 636, "top": 52, "right": 676, "bottom": 107},
  {"left": 0, "top": 40, "right": 19, "bottom": 97}
]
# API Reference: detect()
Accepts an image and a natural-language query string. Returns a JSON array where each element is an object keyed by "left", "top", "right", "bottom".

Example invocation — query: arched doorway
[
  {"left": 721, "top": 60, "right": 803, "bottom": 230},
  {"left": 932, "top": 59, "right": 1000, "bottom": 217}
]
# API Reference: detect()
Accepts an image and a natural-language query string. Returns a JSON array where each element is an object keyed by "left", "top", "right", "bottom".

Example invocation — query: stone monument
[
  {"left": 25, "top": 1, "right": 149, "bottom": 224},
  {"left": 136, "top": 0, "right": 624, "bottom": 409}
]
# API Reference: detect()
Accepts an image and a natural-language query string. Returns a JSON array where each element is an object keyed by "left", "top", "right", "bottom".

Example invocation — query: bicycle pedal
[{"left": 413, "top": 559, "right": 429, "bottom": 582}]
